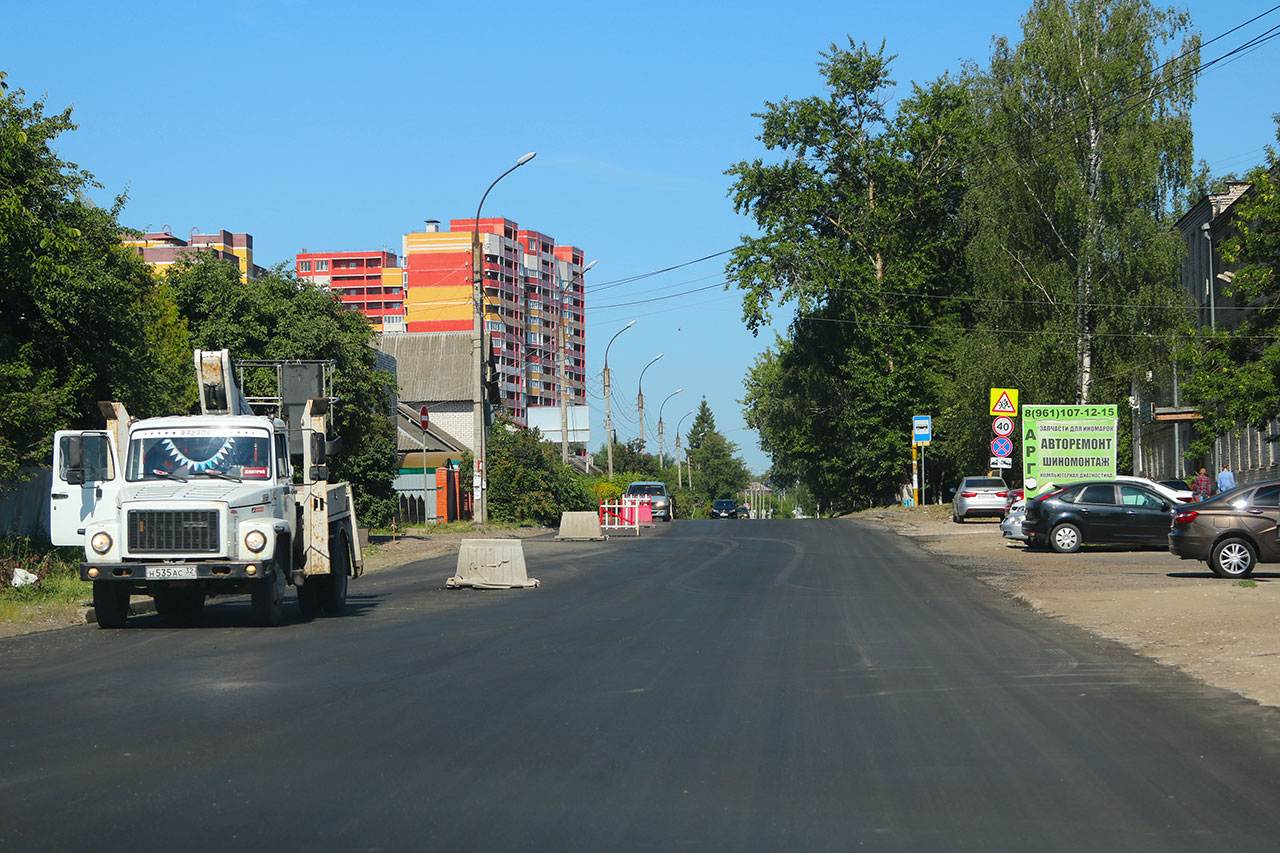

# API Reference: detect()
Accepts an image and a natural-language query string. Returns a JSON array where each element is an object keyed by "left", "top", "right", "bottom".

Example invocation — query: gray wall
[{"left": 0, "top": 469, "right": 52, "bottom": 541}]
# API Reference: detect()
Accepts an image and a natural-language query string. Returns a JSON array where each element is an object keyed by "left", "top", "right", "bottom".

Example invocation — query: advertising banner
[{"left": 1021, "top": 404, "right": 1118, "bottom": 492}]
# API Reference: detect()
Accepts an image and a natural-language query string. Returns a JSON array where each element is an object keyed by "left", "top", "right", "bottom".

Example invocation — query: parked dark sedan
[
  {"left": 1168, "top": 481, "right": 1280, "bottom": 578},
  {"left": 1023, "top": 480, "right": 1175, "bottom": 553}
]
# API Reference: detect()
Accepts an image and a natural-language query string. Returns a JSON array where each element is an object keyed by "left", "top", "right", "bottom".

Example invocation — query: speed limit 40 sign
[{"left": 992, "top": 416, "right": 1014, "bottom": 437}]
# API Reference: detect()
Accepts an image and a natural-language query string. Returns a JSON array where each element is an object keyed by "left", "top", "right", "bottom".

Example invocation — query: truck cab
[{"left": 52, "top": 350, "right": 360, "bottom": 628}]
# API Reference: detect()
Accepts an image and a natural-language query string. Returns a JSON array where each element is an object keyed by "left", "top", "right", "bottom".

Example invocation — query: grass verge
[{"left": 0, "top": 539, "right": 87, "bottom": 626}]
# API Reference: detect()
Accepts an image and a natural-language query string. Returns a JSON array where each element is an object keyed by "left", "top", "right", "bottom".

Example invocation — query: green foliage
[
  {"left": 1183, "top": 120, "right": 1280, "bottom": 454},
  {"left": 732, "top": 8, "right": 1200, "bottom": 510},
  {"left": 485, "top": 417, "right": 592, "bottom": 525},
  {"left": 687, "top": 398, "right": 716, "bottom": 450},
  {"left": 167, "top": 256, "right": 399, "bottom": 526},
  {"left": 592, "top": 437, "right": 660, "bottom": 478},
  {"left": 0, "top": 81, "right": 191, "bottom": 481}
]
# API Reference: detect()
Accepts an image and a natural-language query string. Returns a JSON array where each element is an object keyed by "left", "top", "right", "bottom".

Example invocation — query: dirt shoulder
[
  {"left": 855, "top": 504, "right": 1280, "bottom": 709},
  {"left": 0, "top": 525, "right": 552, "bottom": 639},
  {"left": 359, "top": 525, "right": 552, "bottom": 573}
]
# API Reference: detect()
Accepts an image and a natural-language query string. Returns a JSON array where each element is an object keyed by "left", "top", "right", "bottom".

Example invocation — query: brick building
[
  {"left": 295, "top": 249, "right": 406, "bottom": 332},
  {"left": 122, "top": 228, "right": 261, "bottom": 282}
]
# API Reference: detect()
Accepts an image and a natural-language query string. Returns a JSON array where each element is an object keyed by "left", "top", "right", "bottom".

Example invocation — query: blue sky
[{"left": 7, "top": 0, "right": 1278, "bottom": 472}]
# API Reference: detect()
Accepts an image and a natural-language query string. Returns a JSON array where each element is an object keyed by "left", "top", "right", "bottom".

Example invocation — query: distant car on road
[
  {"left": 1168, "top": 480, "right": 1280, "bottom": 578},
  {"left": 711, "top": 499, "right": 738, "bottom": 519},
  {"left": 1023, "top": 480, "right": 1174, "bottom": 553},
  {"left": 738, "top": 505, "right": 751, "bottom": 519},
  {"left": 626, "top": 481, "right": 673, "bottom": 521},
  {"left": 952, "top": 477, "right": 1009, "bottom": 523}
]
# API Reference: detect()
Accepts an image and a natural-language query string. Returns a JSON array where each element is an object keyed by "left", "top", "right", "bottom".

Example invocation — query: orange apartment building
[
  {"left": 122, "top": 228, "right": 261, "bottom": 282},
  {"left": 399, "top": 217, "right": 587, "bottom": 425}
]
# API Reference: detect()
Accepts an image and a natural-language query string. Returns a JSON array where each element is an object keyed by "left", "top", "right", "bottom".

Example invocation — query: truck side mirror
[
  {"left": 309, "top": 465, "right": 329, "bottom": 482},
  {"left": 325, "top": 436, "right": 344, "bottom": 457}
]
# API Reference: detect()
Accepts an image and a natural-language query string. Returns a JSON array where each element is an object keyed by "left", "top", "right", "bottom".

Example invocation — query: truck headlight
[
  {"left": 91, "top": 532, "right": 113, "bottom": 555},
  {"left": 244, "top": 530, "right": 267, "bottom": 553}
]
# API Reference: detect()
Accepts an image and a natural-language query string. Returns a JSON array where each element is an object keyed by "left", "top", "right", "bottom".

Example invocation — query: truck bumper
[{"left": 80, "top": 562, "right": 265, "bottom": 582}]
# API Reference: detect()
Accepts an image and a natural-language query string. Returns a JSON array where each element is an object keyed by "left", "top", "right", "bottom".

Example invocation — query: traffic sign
[
  {"left": 989, "top": 456, "right": 1013, "bottom": 469},
  {"left": 991, "top": 436, "right": 1013, "bottom": 458},
  {"left": 989, "top": 387, "right": 1019, "bottom": 416},
  {"left": 912, "top": 414, "right": 932, "bottom": 446},
  {"left": 992, "top": 416, "right": 1014, "bottom": 437},
  {"left": 419, "top": 405, "right": 430, "bottom": 432}
]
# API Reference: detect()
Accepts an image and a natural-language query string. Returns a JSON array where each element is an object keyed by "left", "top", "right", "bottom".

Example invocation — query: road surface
[{"left": 4, "top": 519, "right": 1280, "bottom": 850}]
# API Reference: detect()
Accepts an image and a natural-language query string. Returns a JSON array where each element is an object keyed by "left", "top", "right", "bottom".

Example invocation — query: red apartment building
[{"left": 294, "top": 250, "right": 405, "bottom": 332}]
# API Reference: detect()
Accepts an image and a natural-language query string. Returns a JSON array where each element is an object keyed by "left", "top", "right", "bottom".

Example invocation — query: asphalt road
[{"left": 5, "top": 519, "right": 1280, "bottom": 850}]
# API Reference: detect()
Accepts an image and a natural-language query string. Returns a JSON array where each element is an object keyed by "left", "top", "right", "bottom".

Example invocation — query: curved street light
[
  {"left": 675, "top": 408, "right": 696, "bottom": 490},
  {"left": 656, "top": 388, "right": 684, "bottom": 468},
  {"left": 603, "top": 319, "right": 636, "bottom": 477},
  {"left": 471, "top": 152, "right": 536, "bottom": 525},
  {"left": 636, "top": 353, "right": 665, "bottom": 452}
]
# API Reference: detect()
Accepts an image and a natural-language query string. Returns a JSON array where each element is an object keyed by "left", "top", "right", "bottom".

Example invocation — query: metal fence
[{"left": 0, "top": 469, "right": 52, "bottom": 541}]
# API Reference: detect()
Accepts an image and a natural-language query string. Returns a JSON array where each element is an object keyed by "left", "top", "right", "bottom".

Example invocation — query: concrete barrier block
[
  {"left": 556, "top": 511, "right": 606, "bottom": 541},
  {"left": 447, "top": 539, "right": 539, "bottom": 589}
]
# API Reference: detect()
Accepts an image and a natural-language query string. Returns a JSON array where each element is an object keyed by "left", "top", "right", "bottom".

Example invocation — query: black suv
[{"left": 1023, "top": 480, "right": 1174, "bottom": 553}]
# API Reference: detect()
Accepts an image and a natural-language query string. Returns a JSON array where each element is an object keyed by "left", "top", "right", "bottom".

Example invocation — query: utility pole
[
  {"left": 657, "top": 388, "right": 683, "bottom": 469},
  {"left": 470, "top": 152, "right": 535, "bottom": 526},
  {"left": 636, "top": 353, "right": 664, "bottom": 451},
  {"left": 675, "top": 409, "right": 694, "bottom": 490},
  {"left": 603, "top": 320, "right": 636, "bottom": 478}
]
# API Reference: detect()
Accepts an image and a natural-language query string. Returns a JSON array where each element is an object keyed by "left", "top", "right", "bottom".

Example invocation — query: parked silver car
[
  {"left": 952, "top": 477, "right": 1009, "bottom": 523},
  {"left": 1001, "top": 498, "right": 1028, "bottom": 541}
]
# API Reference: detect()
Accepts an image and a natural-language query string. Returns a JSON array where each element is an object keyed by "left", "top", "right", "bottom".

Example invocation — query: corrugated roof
[{"left": 377, "top": 333, "right": 473, "bottom": 402}]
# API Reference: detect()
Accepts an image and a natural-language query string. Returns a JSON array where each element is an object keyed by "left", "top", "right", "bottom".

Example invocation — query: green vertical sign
[{"left": 1021, "top": 404, "right": 1118, "bottom": 493}]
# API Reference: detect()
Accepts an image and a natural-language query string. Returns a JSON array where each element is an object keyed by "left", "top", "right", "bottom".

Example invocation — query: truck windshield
[{"left": 126, "top": 427, "right": 272, "bottom": 482}]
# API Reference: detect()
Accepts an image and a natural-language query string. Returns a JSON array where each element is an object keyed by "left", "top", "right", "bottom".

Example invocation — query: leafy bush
[{"left": 486, "top": 418, "right": 592, "bottom": 525}]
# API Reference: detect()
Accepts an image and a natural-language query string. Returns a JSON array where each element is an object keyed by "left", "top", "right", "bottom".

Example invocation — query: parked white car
[
  {"left": 1001, "top": 498, "right": 1028, "bottom": 542},
  {"left": 1114, "top": 475, "right": 1195, "bottom": 505}
]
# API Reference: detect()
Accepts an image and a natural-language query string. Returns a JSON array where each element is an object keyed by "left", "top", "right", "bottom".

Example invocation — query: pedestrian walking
[
  {"left": 1217, "top": 464, "right": 1237, "bottom": 494},
  {"left": 1192, "top": 467, "right": 1212, "bottom": 502}
]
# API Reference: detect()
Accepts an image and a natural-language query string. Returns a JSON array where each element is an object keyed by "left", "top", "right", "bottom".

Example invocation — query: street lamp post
[
  {"left": 603, "top": 320, "right": 636, "bottom": 478},
  {"left": 560, "top": 258, "right": 598, "bottom": 465},
  {"left": 471, "top": 151, "right": 535, "bottom": 526},
  {"left": 675, "top": 408, "right": 695, "bottom": 490},
  {"left": 657, "top": 388, "right": 683, "bottom": 468},
  {"left": 635, "top": 353, "right": 665, "bottom": 452}
]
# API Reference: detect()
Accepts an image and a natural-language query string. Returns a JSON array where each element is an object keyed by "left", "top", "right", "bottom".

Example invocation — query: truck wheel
[
  {"left": 251, "top": 565, "right": 285, "bottom": 627},
  {"left": 319, "top": 536, "right": 350, "bottom": 617},
  {"left": 93, "top": 582, "right": 130, "bottom": 629},
  {"left": 296, "top": 579, "right": 320, "bottom": 621}
]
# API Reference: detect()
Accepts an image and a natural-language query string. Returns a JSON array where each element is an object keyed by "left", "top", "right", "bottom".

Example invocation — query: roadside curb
[{"left": 84, "top": 600, "right": 157, "bottom": 624}]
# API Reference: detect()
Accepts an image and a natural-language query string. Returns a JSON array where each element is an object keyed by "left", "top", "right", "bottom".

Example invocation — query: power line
[
  {"left": 588, "top": 281, "right": 728, "bottom": 310},
  {"left": 587, "top": 248, "right": 737, "bottom": 293}
]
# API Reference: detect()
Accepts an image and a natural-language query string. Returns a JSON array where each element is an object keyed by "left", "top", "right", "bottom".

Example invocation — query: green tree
[
  {"left": 686, "top": 398, "right": 716, "bottom": 450},
  {"left": 1183, "top": 120, "right": 1280, "bottom": 453},
  {"left": 0, "top": 79, "right": 190, "bottom": 481},
  {"left": 963, "top": 0, "right": 1198, "bottom": 405},
  {"left": 729, "top": 42, "right": 976, "bottom": 510},
  {"left": 592, "top": 437, "right": 659, "bottom": 477},
  {"left": 487, "top": 417, "right": 591, "bottom": 525},
  {"left": 167, "top": 255, "right": 399, "bottom": 526}
]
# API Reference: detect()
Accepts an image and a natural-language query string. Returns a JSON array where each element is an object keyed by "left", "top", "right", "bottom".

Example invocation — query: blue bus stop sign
[{"left": 912, "top": 415, "right": 932, "bottom": 446}]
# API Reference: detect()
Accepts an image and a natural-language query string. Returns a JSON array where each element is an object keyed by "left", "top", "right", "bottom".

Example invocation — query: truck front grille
[{"left": 127, "top": 510, "right": 220, "bottom": 554}]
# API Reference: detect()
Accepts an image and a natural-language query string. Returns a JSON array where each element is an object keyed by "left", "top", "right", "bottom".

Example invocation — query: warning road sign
[
  {"left": 991, "top": 436, "right": 1013, "bottom": 458},
  {"left": 992, "top": 416, "right": 1014, "bottom": 437},
  {"left": 989, "top": 387, "right": 1019, "bottom": 416}
]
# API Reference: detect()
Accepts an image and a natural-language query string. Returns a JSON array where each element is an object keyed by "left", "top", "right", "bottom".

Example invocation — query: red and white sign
[
  {"left": 419, "top": 405, "right": 430, "bottom": 432},
  {"left": 992, "top": 416, "right": 1014, "bottom": 437}
]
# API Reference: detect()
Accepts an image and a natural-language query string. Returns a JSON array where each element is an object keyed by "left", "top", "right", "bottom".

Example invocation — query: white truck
[{"left": 50, "top": 350, "right": 363, "bottom": 627}]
